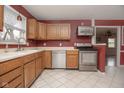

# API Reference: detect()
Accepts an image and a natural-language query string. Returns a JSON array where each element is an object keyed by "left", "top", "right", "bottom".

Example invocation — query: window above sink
[{"left": 0, "top": 5, "right": 27, "bottom": 44}]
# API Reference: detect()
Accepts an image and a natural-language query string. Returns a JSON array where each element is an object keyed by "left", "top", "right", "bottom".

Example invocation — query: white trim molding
[
  {"left": 93, "top": 26, "right": 121, "bottom": 67},
  {"left": 91, "top": 19, "right": 95, "bottom": 26},
  {"left": 91, "top": 19, "right": 95, "bottom": 44},
  {"left": 122, "top": 26, "right": 124, "bottom": 45}
]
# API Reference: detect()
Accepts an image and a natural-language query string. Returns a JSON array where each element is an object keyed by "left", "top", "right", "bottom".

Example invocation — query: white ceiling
[{"left": 23, "top": 5, "right": 124, "bottom": 20}]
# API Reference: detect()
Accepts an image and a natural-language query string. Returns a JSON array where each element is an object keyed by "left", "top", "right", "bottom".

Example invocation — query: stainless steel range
[{"left": 76, "top": 43, "right": 98, "bottom": 71}]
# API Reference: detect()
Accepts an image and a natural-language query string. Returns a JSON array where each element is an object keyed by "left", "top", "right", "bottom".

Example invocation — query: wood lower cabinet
[
  {"left": 41, "top": 52, "right": 45, "bottom": 69},
  {"left": 0, "top": 57, "right": 24, "bottom": 88},
  {"left": 37, "top": 22, "right": 46, "bottom": 40},
  {"left": 44, "top": 51, "right": 52, "bottom": 68},
  {"left": 27, "top": 18, "right": 37, "bottom": 39},
  {"left": 0, "top": 50, "right": 52, "bottom": 88},
  {"left": 35, "top": 57, "right": 42, "bottom": 77},
  {"left": 0, "top": 58, "right": 23, "bottom": 75},
  {"left": 0, "top": 67, "right": 23, "bottom": 88},
  {"left": 0, "top": 5, "right": 3, "bottom": 31},
  {"left": 3, "top": 75, "right": 23, "bottom": 88},
  {"left": 66, "top": 50, "right": 79, "bottom": 69},
  {"left": 24, "top": 60, "right": 36, "bottom": 87}
]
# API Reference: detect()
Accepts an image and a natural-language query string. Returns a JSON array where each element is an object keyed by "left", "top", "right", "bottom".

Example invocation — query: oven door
[{"left": 79, "top": 51, "right": 97, "bottom": 66}]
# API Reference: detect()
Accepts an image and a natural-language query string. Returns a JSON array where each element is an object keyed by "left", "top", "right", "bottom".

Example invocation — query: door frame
[
  {"left": 122, "top": 26, "right": 124, "bottom": 45},
  {"left": 92, "top": 26, "right": 121, "bottom": 67}
]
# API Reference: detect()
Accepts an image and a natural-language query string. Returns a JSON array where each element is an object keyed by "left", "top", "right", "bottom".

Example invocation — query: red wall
[
  {"left": 94, "top": 45, "right": 106, "bottom": 72},
  {"left": 11, "top": 5, "right": 35, "bottom": 19},
  {"left": 120, "top": 52, "right": 124, "bottom": 65},
  {"left": 95, "top": 20, "right": 124, "bottom": 26},
  {"left": 37, "top": 20, "right": 92, "bottom": 47},
  {"left": 0, "top": 5, "right": 37, "bottom": 49},
  {"left": 121, "top": 46, "right": 124, "bottom": 50}
]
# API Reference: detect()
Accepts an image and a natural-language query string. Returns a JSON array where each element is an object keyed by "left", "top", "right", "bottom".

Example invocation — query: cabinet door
[
  {"left": 66, "top": 53, "right": 78, "bottom": 69},
  {"left": 37, "top": 22, "right": 46, "bottom": 40},
  {"left": 44, "top": 51, "right": 52, "bottom": 68},
  {"left": 60, "top": 24, "right": 71, "bottom": 40},
  {"left": 41, "top": 52, "right": 46, "bottom": 69},
  {"left": 0, "top": 5, "right": 3, "bottom": 31},
  {"left": 24, "top": 60, "right": 36, "bottom": 87},
  {"left": 27, "top": 19, "right": 37, "bottom": 39},
  {"left": 35, "top": 58, "right": 42, "bottom": 77},
  {"left": 47, "top": 24, "right": 59, "bottom": 40}
]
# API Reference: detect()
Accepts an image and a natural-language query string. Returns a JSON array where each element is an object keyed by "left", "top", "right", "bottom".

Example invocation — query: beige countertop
[
  {"left": 37, "top": 47, "right": 75, "bottom": 50},
  {"left": 0, "top": 49, "right": 44, "bottom": 63},
  {"left": 93, "top": 43, "right": 106, "bottom": 46},
  {"left": 0, "top": 47, "right": 75, "bottom": 63}
]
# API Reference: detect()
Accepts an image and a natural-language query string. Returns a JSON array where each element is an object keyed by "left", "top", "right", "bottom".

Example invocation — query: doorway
[{"left": 95, "top": 27, "right": 117, "bottom": 67}]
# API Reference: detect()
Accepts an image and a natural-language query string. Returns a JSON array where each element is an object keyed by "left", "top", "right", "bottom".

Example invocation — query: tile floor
[
  {"left": 31, "top": 67, "right": 124, "bottom": 88},
  {"left": 106, "top": 56, "right": 116, "bottom": 67}
]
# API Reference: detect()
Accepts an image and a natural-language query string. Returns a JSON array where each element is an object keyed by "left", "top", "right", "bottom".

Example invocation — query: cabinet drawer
[
  {"left": 0, "top": 58, "right": 23, "bottom": 75},
  {"left": 66, "top": 50, "right": 79, "bottom": 55},
  {"left": 0, "top": 67, "right": 23, "bottom": 87},
  {"left": 35, "top": 52, "right": 39, "bottom": 58},
  {"left": 38, "top": 52, "right": 43, "bottom": 57},
  {"left": 16, "top": 83, "right": 23, "bottom": 88},
  {"left": 23, "top": 53, "right": 36, "bottom": 64},
  {"left": 35, "top": 52, "right": 42, "bottom": 58},
  {"left": 3, "top": 75, "right": 23, "bottom": 88}
]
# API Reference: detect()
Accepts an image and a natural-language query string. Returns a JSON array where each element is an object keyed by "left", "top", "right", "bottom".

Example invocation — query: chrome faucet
[{"left": 17, "top": 38, "right": 26, "bottom": 51}]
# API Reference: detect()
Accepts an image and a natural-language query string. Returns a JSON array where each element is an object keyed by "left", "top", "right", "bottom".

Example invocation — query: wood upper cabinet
[
  {"left": 27, "top": 21, "right": 71, "bottom": 40},
  {"left": 66, "top": 50, "right": 79, "bottom": 69},
  {"left": 59, "top": 24, "right": 71, "bottom": 40},
  {"left": 24, "top": 60, "right": 36, "bottom": 87},
  {"left": 44, "top": 51, "right": 52, "bottom": 68},
  {"left": 27, "top": 19, "right": 37, "bottom": 39},
  {"left": 46, "top": 24, "right": 71, "bottom": 40},
  {"left": 47, "top": 24, "right": 59, "bottom": 40},
  {"left": 37, "top": 22, "right": 46, "bottom": 40},
  {"left": 0, "top": 5, "right": 4, "bottom": 31}
]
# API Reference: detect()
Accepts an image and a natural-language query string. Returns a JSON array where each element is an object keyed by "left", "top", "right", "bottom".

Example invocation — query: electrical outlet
[
  {"left": 59, "top": 43, "right": 62, "bottom": 47},
  {"left": 26, "top": 42, "right": 29, "bottom": 46},
  {"left": 43, "top": 43, "right": 46, "bottom": 46}
]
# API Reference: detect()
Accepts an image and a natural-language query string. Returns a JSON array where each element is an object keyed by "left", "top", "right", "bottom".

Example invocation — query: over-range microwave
[{"left": 77, "top": 26, "right": 94, "bottom": 36}]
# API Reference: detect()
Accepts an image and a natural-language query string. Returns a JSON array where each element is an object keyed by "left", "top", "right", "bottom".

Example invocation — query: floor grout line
[
  {"left": 109, "top": 68, "right": 118, "bottom": 88},
  {"left": 31, "top": 67, "right": 124, "bottom": 88}
]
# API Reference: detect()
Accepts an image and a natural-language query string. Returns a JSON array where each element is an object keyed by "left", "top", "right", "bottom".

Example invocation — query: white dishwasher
[{"left": 52, "top": 50, "right": 66, "bottom": 69}]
